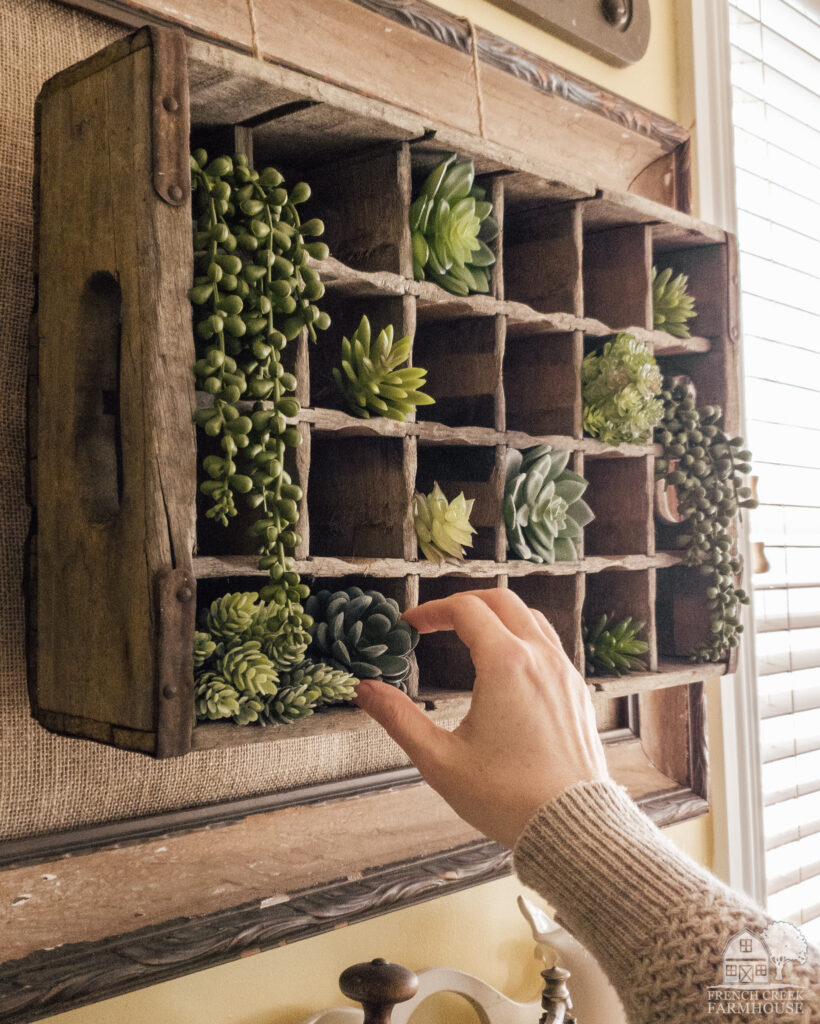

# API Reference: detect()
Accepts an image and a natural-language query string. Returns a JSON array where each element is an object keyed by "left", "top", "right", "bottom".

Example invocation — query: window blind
[{"left": 729, "top": 0, "right": 820, "bottom": 943}]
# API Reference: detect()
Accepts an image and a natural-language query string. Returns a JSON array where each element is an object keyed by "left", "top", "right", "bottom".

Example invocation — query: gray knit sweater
[{"left": 513, "top": 781, "right": 819, "bottom": 1022}]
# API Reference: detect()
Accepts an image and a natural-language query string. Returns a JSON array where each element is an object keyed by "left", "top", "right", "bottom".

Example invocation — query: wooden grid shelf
[{"left": 29, "top": 28, "right": 739, "bottom": 758}]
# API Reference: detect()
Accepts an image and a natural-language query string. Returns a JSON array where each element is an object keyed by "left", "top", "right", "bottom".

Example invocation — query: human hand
[{"left": 354, "top": 588, "right": 609, "bottom": 849}]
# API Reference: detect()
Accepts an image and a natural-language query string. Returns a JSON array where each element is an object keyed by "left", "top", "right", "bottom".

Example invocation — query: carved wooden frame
[{"left": 1, "top": 4, "right": 715, "bottom": 1021}]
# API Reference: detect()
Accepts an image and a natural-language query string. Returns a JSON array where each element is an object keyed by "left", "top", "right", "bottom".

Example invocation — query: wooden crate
[{"left": 28, "top": 28, "right": 738, "bottom": 759}]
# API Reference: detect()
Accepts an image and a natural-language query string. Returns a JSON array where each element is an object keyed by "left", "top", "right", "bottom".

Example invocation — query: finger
[
  {"left": 465, "top": 588, "right": 546, "bottom": 645},
  {"left": 531, "top": 609, "right": 565, "bottom": 652},
  {"left": 403, "top": 592, "right": 522, "bottom": 670},
  {"left": 354, "top": 679, "right": 448, "bottom": 770}
]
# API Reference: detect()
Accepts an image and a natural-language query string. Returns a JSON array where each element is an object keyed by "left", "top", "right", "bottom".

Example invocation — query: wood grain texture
[
  {"left": 35, "top": 39, "right": 196, "bottom": 746},
  {"left": 582, "top": 223, "right": 653, "bottom": 329}
]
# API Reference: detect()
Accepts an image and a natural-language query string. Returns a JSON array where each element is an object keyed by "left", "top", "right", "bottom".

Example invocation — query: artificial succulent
[
  {"left": 414, "top": 483, "right": 476, "bottom": 564},
  {"left": 410, "top": 153, "right": 499, "bottom": 295},
  {"left": 504, "top": 445, "right": 594, "bottom": 563},
  {"left": 332, "top": 315, "right": 434, "bottom": 421},
  {"left": 652, "top": 266, "right": 697, "bottom": 338},
  {"left": 582, "top": 333, "right": 663, "bottom": 445},
  {"left": 260, "top": 660, "right": 357, "bottom": 725},
  {"left": 305, "top": 587, "right": 419, "bottom": 691},
  {"left": 583, "top": 614, "right": 649, "bottom": 676}
]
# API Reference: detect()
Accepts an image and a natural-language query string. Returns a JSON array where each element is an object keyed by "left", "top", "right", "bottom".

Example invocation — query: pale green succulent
[
  {"left": 582, "top": 333, "right": 663, "bottom": 445},
  {"left": 410, "top": 153, "right": 498, "bottom": 295},
  {"left": 332, "top": 316, "right": 434, "bottom": 421},
  {"left": 414, "top": 483, "right": 476, "bottom": 564},
  {"left": 194, "top": 672, "right": 241, "bottom": 721},
  {"left": 218, "top": 640, "right": 278, "bottom": 696},
  {"left": 193, "top": 631, "right": 218, "bottom": 668},
  {"left": 653, "top": 265, "right": 697, "bottom": 338},
  {"left": 279, "top": 659, "right": 358, "bottom": 707},
  {"left": 205, "top": 592, "right": 260, "bottom": 642},
  {"left": 504, "top": 445, "right": 594, "bottom": 563}
]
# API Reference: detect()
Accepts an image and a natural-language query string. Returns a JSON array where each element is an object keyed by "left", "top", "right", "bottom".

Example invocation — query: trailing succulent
[
  {"left": 582, "top": 333, "right": 664, "bottom": 445},
  {"left": 333, "top": 315, "right": 434, "bottom": 421},
  {"left": 655, "top": 380, "right": 757, "bottom": 661},
  {"left": 410, "top": 153, "right": 499, "bottom": 295},
  {"left": 193, "top": 593, "right": 357, "bottom": 726},
  {"left": 583, "top": 614, "right": 649, "bottom": 676},
  {"left": 652, "top": 266, "right": 697, "bottom": 338},
  {"left": 504, "top": 445, "right": 594, "bottom": 563},
  {"left": 414, "top": 483, "right": 476, "bottom": 564},
  {"left": 305, "top": 587, "right": 419, "bottom": 692},
  {"left": 189, "top": 150, "right": 332, "bottom": 670}
]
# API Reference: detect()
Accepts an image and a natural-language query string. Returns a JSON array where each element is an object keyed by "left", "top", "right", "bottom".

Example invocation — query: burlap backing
[{"left": 0, "top": 0, "right": 428, "bottom": 842}]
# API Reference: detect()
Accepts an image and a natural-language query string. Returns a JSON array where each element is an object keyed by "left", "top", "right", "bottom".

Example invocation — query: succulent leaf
[
  {"left": 504, "top": 445, "right": 593, "bottom": 563},
  {"left": 582, "top": 333, "right": 664, "bottom": 445},
  {"left": 333, "top": 316, "right": 433, "bottom": 421},
  {"left": 304, "top": 586, "right": 419, "bottom": 690},
  {"left": 411, "top": 154, "right": 497, "bottom": 295}
]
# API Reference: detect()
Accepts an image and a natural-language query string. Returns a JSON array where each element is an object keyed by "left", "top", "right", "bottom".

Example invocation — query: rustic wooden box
[{"left": 28, "top": 28, "right": 739, "bottom": 781}]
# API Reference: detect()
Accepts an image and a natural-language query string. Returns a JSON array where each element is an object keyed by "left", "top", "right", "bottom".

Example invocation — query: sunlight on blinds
[{"left": 729, "top": 0, "right": 820, "bottom": 933}]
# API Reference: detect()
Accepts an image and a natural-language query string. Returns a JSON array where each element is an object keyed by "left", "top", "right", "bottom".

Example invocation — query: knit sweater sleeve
[{"left": 513, "top": 780, "right": 819, "bottom": 1023}]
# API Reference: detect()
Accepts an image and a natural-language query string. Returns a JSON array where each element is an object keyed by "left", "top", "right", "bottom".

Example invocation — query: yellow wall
[{"left": 42, "top": 3, "right": 722, "bottom": 1022}]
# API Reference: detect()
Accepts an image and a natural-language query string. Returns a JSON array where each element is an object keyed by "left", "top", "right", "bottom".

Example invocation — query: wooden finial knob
[{"left": 339, "top": 958, "right": 418, "bottom": 1024}]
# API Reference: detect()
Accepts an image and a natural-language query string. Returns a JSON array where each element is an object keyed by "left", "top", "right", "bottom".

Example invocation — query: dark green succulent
[
  {"left": 304, "top": 587, "right": 419, "bottom": 691},
  {"left": 583, "top": 614, "right": 649, "bottom": 676},
  {"left": 410, "top": 153, "right": 498, "bottom": 295}
]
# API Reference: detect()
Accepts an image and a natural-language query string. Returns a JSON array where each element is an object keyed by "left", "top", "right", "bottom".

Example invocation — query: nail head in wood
[
  {"left": 176, "top": 586, "right": 193, "bottom": 603},
  {"left": 600, "top": 0, "right": 631, "bottom": 28},
  {"left": 162, "top": 685, "right": 178, "bottom": 699},
  {"left": 162, "top": 95, "right": 179, "bottom": 112},
  {"left": 339, "top": 958, "right": 418, "bottom": 1024}
]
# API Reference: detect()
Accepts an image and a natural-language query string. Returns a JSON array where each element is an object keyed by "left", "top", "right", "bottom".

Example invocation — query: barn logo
[{"left": 707, "top": 923, "right": 808, "bottom": 1015}]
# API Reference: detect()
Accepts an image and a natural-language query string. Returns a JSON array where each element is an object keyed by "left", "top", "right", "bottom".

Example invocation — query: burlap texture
[{"left": 0, "top": 0, "right": 427, "bottom": 841}]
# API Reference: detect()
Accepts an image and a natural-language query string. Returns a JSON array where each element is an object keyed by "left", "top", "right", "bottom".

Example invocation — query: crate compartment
[
  {"left": 413, "top": 316, "right": 502, "bottom": 430},
  {"left": 416, "top": 575, "right": 505, "bottom": 692},
  {"left": 308, "top": 293, "right": 415, "bottom": 414},
  {"left": 652, "top": 240, "right": 728, "bottom": 340},
  {"left": 656, "top": 564, "right": 726, "bottom": 663},
  {"left": 415, "top": 444, "right": 505, "bottom": 561},
  {"left": 504, "top": 448, "right": 587, "bottom": 563},
  {"left": 195, "top": 420, "right": 309, "bottom": 559},
  {"left": 508, "top": 574, "right": 584, "bottom": 671},
  {"left": 583, "top": 455, "right": 654, "bottom": 557},
  {"left": 584, "top": 569, "right": 657, "bottom": 673},
  {"left": 308, "top": 434, "right": 412, "bottom": 558},
  {"left": 504, "top": 203, "right": 582, "bottom": 315},
  {"left": 582, "top": 223, "right": 653, "bottom": 329},
  {"left": 503, "top": 329, "right": 582, "bottom": 438}
]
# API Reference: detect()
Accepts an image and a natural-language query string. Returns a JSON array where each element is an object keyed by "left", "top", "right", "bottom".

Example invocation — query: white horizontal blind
[{"left": 729, "top": 0, "right": 820, "bottom": 941}]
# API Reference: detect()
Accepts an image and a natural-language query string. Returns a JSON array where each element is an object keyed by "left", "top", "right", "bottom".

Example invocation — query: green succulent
[
  {"left": 504, "top": 445, "right": 594, "bottom": 563},
  {"left": 332, "top": 316, "right": 434, "bottom": 421},
  {"left": 249, "top": 600, "right": 311, "bottom": 671},
  {"left": 414, "top": 483, "right": 476, "bottom": 564},
  {"left": 583, "top": 614, "right": 649, "bottom": 676},
  {"left": 233, "top": 693, "right": 267, "bottom": 725},
  {"left": 305, "top": 587, "right": 419, "bottom": 691},
  {"left": 278, "top": 659, "right": 358, "bottom": 707},
  {"left": 410, "top": 153, "right": 498, "bottom": 295},
  {"left": 194, "top": 672, "right": 241, "bottom": 721},
  {"left": 218, "top": 640, "right": 278, "bottom": 696},
  {"left": 205, "top": 592, "right": 261, "bottom": 642},
  {"left": 652, "top": 266, "right": 697, "bottom": 338},
  {"left": 193, "top": 631, "right": 218, "bottom": 668},
  {"left": 582, "top": 333, "right": 663, "bottom": 445},
  {"left": 260, "top": 682, "right": 320, "bottom": 724}
]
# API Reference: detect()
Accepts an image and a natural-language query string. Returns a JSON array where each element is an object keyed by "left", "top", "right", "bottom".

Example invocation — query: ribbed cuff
[{"left": 513, "top": 780, "right": 737, "bottom": 970}]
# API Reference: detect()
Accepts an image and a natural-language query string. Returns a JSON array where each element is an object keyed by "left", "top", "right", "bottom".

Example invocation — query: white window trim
[{"left": 690, "top": 0, "right": 767, "bottom": 906}]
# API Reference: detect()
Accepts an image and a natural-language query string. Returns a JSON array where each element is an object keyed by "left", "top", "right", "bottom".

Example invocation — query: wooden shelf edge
[
  {"left": 192, "top": 552, "right": 683, "bottom": 580},
  {"left": 590, "top": 658, "right": 728, "bottom": 698}
]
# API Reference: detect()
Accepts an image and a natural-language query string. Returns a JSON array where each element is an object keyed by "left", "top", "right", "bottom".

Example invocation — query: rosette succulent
[
  {"left": 260, "top": 660, "right": 357, "bottom": 724},
  {"left": 410, "top": 153, "right": 499, "bottom": 295},
  {"left": 583, "top": 614, "right": 649, "bottom": 676},
  {"left": 304, "top": 587, "right": 419, "bottom": 691},
  {"left": 504, "top": 445, "right": 594, "bottom": 563},
  {"left": 218, "top": 640, "right": 278, "bottom": 696},
  {"left": 652, "top": 266, "right": 697, "bottom": 338},
  {"left": 414, "top": 483, "right": 476, "bottom": 564},
  {"left": 582, "top": 333, "right": 663, "bottom": 445},
  {"left": 332, "top": 316, "right": 434, "bottom": 421}
]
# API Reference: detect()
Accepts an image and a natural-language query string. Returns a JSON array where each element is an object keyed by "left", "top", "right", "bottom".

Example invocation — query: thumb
[{"left": 354, "top": 679, "right": 446, "bottom": 770}]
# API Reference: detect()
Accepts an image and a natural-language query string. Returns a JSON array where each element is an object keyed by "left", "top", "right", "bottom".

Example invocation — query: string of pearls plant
[
  {"left": 189, "top": 150, "right": 331, "bottom": 671},
  {"left": 655, "top": 380, "right": 757, "bottom": 662}
]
